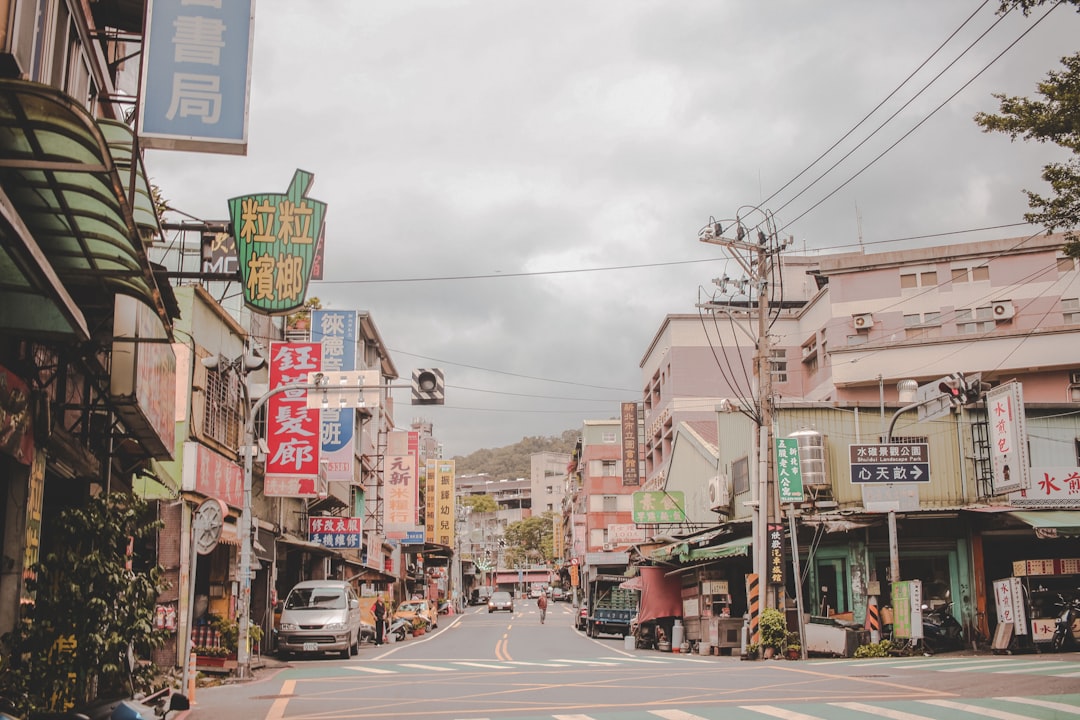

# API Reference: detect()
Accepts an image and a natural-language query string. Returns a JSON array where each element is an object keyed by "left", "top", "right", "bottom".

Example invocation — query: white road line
[
  {"left": 453, "top": 661, "right": 512, "bottom": 669},
  {"left": 920, "top": 698, "right": 1037, "bottom": 720},
  {"left": 556, "top": 659, "right": 621, "bottom": 665},
  {"left": 344, "top": 666, "right": 397, "bottom": 674},
  {"left": 997, "top": 696, "right": 1080, "bottom": 714},
  {"left": 505, "top": 661, "right": 569, "bottom": 667},
  {"left": 740, "top": 704, "right": 829, "bottom": 720},
  {"left": 650, "top": 709, "right": 712, "bottom": 719},
  {"left": 939, "top": 660, "right": 1049, "bottom": 672},
  {"left": 989, "top": 661, "right": 1079, "bottom": 674},
  {"left": 399, "top": 663, "right": 454, "bottom": 671},
  {"left": 834, "top": 702, "right": 938, "bottom": 720},
  {"left": 599, "top": 656, "right": 669, "bottom": 664},
  {"left": 552, "top": 715, "right": 599, "bottom": 720}
]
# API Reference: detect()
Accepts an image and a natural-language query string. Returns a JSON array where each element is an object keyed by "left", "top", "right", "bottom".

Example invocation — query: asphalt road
[{"left": 179, "top": 601, "right": 1080, "bottom": 720}]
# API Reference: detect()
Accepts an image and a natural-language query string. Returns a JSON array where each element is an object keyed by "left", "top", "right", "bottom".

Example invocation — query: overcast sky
[{"left": 147, "top": 1, "right": 1080, "bottom": 459}]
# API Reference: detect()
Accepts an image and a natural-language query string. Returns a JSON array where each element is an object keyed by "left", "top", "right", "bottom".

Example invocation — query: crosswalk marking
[
  {"left": 557, "top": 658, "right": 621, "bottom": 665},
  {"left": 650, "top": 709, "right": 711, "bottom": 719},
  {"left": 453, "top": 661, "right": 512, "bottom": 669},
  {"left": 399, "top": 663, "right": 453, "bottom": 671},
  {"left": 998, "top": 696, "right": 1080, "bottom": 714},
  {"left": 920, "top": 698, "right": 1041, "bottom": 720},
  {"left": 741, "top": 704, "right": 830, "bottom": 719},
  {"left": 599, "top": 655, "right": 669, "bottom": 663},
  {"left": 835, "top": 701, "right": 940, "bottom": 720},
  {"left": 506, "top": 660, "right": 570, "bottom": 667},
  {"left": 343, "top": 665, "right": 396, "bottom": 674}
]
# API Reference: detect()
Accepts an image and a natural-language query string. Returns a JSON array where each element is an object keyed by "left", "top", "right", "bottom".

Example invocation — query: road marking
[
  {"left": 343, "top": 665, "right": 396, "bottom": 674},
  {"left": 939, "top": 660, "right": 1049, "bottom": 672},
  {"left": 399, "top": 663, "right": 453, "bottom": 671},
  {"left": 598, "top": 656, "right": 669, "bottom": 664},
  {"left": 454, "top": 661, "right": 512, "bottom": 669},
  {"left": 741, "top": 704, "right": 828, "bottom": 719},
  {"left": 557, "top": 659, "right": 621, "bottom": 665},
  {"left": 998, "top": 696, "right": 1080, "bottom": 714},
  {"left": 506, "top": 660, "right": 569, "bottom": 667},
  {"left": 266, "top": 679, "right": 294, "bottom": 720},
  {"left": 834, "top": 702, "right": 935, "bottom": 720},
  {"left": 989, "top": 661, "right": 1080, "bottom": 674},
  {"left": 553, "top": 716, "right": 599, "bottom": 720},
  {"left": 650, "top": 709, "right": 711, "bottom": 719},
  {"left": 920, "top": 698, "right": 1036, "bottom": 719}
]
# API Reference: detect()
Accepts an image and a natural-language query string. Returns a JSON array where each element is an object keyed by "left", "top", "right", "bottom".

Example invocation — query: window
[
  {"left": 602, "top": 495, "right": 618, "bottom": 512},
  {"left": 770, "top": 349, "right": 787, "bottom": 383},
  {"left": 602, "top": 431, "right": 617, "bottom": 443},
  {"left": 956, "top": 307, "right": 995, "bottom": 334},
  {"left": 900, "top": 270, "right": 937, "bottom": 289},
  {"left": 950, "top": 266, "right": 989, "bottom": 284},
  {"left": 846, "top": 333, "right": 869, "bottom": 346},
  {"left": 203, "top": 367, "right": 243, "bottom": 450},
  {"left": 732, "top": 456, "right": 750, "bottom": 495},
  {"left": 1063, "top": 298, "right": 1080, "bottom": 325},
  {"left": 601, "top": 460, "right": 618, "bottom": 476}
]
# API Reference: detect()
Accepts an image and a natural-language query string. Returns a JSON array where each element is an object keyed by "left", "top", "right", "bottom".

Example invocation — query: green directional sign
[
  {"left": 229, "top": 169, "right": 327, "bottom": 314},
  {"left": 775, "top": 438, "right": 805, "bottom": 504}
]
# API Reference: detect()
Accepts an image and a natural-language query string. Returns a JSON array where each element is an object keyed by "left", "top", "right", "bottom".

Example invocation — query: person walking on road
[
  {"left": 537, "top": 590, "right": 548, "bottom": 624},
  {"left": 373, "top": 595, "right": 386, "bottom": 645}
]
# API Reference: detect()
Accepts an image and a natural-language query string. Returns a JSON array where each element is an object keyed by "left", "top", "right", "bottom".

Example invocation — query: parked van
[{"left": 277, "top": 580, "right": 362, "bottom": 659}]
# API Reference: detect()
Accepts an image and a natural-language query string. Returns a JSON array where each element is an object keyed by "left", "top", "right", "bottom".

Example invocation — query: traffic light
[
  {"left": 963, "top": 374, "right": 991, "bottom": 404},
  {"left": 411, "top": 368, "right": 445, "bottom": 405},
  {"left": 938, "top": 372, "right": 965, "bottom": 407}
]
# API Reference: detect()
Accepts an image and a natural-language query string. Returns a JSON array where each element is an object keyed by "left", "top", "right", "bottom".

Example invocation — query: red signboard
[{"left": 265, "top": 342, "right": 321, "bottom": 497}]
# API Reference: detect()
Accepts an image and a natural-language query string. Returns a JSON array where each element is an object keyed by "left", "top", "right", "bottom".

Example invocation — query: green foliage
[
  {"left": 460, "top": 494, "right": 497, "bottom": 514},
  {"left": 503, "top": 513, "right": 556, "bottom": 565},
  {"left": 452, "top": 430, "right": 578, "bottom": 479},
  {"left": 757, "top": 608, "right": 789, "bottom": 652},
  {"left": 977, "top": 1, "right": 1080, "bottom": 257},
  {"left": 854, "top": 639, "right": 893, "bottom": 658},
  {"left": 0, "top": 493, "right": 169, "bottom": 714}
]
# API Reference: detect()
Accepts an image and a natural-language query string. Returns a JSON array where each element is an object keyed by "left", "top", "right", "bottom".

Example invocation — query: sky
[{"left": 146, "top": 1, "right": 1080, "bottom": 459}]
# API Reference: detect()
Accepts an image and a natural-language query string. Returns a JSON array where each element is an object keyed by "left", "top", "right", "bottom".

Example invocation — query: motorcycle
[
  {"left": 389, "top": 616, "right": 411, "bottom": 642},
  {"left": 1, "top": 689, "right": 188, "bottom": 720},
  {"left": 921, "top": 602, "right": 964, "bottom": 653},
  {"left": 1051, "top": 594, "right": 1080, "bottom": 652}
]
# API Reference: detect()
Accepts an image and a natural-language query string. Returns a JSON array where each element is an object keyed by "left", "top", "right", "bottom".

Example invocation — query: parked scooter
[
  {"left": 1051, "top": 594, "right": 1080, "bottom": 652},
  {"left": 0, "top": 689, "right": 188, "bottom": 720},
  {"left": 389, "top": 616, "right": 411, "bottom": 642},
  {"left": 921, "top": 602, "right": 964, "bottom": 653}
]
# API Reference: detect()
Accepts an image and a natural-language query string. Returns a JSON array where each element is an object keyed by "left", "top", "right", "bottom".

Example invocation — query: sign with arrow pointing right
[{"left": 849, "top": 443, "right": 931, "bottom": 484}]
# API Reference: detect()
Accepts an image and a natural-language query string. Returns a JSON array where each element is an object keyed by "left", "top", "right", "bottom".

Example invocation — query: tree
[
  {"left": 503, "top": 513, "right": 555, "bottom": 566},
  {"left": 975, "top": 1, "right": 1080, "bottom": 257},
  {"left": 460, "top": 494, "right": 497, "bottom": 515},
  {"left": 0, "top": 493, "right": 168, "bottom": 714}
]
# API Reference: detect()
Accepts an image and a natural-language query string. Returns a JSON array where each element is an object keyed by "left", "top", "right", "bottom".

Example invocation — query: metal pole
[
  {"left": 181, "top": 511, "right": 199, "bottom": 694},
  {"left": 787, "top": 506, "right": 808, "bottom": 660}
]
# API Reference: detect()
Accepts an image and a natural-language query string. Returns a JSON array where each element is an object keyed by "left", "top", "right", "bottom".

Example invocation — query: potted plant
[
  {"left": 742, "top": 641, "right": 760, "bottom": 661},
  {"left": 758, "top": 608, "right": 789, "bottom": 659}
]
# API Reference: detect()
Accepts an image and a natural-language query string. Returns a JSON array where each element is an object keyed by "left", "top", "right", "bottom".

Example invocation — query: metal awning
[
  {"left": 1009, "top": 510, "right": 1080, "bottom": 539},
  {"left": 0, "top": 79, "right": 172, "bottom": 339},
  {"left": 683, "top": 535, "right": 752, "bottom": 562},
  {"left": 278, "top": 533, "right": 341, "bottom": 557}
]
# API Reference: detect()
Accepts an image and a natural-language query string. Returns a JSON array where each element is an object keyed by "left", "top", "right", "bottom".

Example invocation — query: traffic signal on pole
[
  {"left": 938, "top": 372, "right": 965, "bottom": 407},
  {"left": 411, "top": 368, "right": 445, "bottom": 405},
  {"left": 963, "top": 374, "right": 990, "bottom": 404}
]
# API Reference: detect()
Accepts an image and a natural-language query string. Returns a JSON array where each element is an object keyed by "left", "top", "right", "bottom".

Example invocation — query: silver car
[{"left": 277, "top": 580, "right": 362, "bottom": 659}]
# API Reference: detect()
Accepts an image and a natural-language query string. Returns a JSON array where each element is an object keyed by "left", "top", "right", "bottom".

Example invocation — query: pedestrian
[
  {"left": 537, "top": 589, "right": 548, "bottom": 624},
  {"left": 373, "top": 595, "right": 386, "bottom": 645}
]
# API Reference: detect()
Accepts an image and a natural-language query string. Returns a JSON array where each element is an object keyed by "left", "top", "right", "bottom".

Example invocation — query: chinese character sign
[
  {"left": 139, "top": 0, "right": 254, "bottom": 154},
  {"left": 431, "top": 460, "right": 456, "bottom": 548},
  {"left": 312, "top": 310, "right": 357, "bottom": 482},
  {"left": 308, "top": 516, "right": 362, "bottom": 549},
  {"left": 987, "top": 381, "right": 1029, "bottom": 495},
  {"left": 1010, "top": 466, "right": 1080, "bottom": 511},
  {"left": 767, "top": 524, "right": 785, "bottom": 587},
  {"left": 264, "top": 343, "right": 321, "bottom": 497},
  {"left": 384, "top": 451, "right": 418, "bottom": 536},
  {"left": 775, "top": 438, "right": 804, "bottom": 504},
  {"left": 229, "top": 170, "right": 327, "bottom": 315},
  {"left": 631, "top": 491, "right": 686, "bottom": 524},
  {"left": 621, "top": 402, "right": 640, "bottom": 486}
]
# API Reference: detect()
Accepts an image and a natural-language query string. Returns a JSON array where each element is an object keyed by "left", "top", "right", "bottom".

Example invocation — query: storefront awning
[
  {"left": 0, "top": 79, "right": 171, "bottom": 340},
  {"left": 1009, "top": 510, "right": 1080, "bottom": 538},
  {"left": 684, "top": 535, "right": 752, "bottom": 562},
  {"left": 278, "top": 533, "right": 341, "bottom": 557}
]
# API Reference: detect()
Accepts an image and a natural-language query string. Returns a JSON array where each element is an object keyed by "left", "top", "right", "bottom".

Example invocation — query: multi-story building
[{"left": 530, "top": 451, "right": 570, "bottom": 515}]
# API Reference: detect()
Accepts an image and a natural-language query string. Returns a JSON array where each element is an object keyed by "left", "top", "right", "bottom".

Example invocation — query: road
[{"left": 182, "top": 600, "right": 1080, "bottom": 720}]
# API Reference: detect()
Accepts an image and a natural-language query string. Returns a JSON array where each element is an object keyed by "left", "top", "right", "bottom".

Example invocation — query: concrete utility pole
[{"left": 699, "top": 209, "right": 788, "bottom": 612}]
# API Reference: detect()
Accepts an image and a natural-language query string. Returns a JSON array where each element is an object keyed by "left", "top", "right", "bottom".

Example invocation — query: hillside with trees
[{"left": 451, "top": 429, "right": 578, "bottom": 479}]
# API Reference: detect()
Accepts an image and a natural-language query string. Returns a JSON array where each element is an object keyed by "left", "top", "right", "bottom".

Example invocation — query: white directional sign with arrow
[{"left": 849, "top": 443, "right": 931, "bottom": 484}]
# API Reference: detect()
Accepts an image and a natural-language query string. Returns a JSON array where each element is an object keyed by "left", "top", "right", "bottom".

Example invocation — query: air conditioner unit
[
  {"left": 992, "top": 301, "right": 1015, "bottom": 320},
  {"left": 602, "top": 543, "right": 613, "bottom": 551},
  {"left": 708, "top": 474, "right": 731, "bottom": 512},
  {"left": 852, "top": 313, "right": 874, "bottom": 330}
]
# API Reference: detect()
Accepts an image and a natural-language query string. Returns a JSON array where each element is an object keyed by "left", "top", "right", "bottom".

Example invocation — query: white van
[{"left": 277, "top": 580, "right": 362, "bottom": 659}]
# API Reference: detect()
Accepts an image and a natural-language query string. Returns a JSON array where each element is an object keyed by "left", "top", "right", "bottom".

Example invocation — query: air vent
[{"left": 852, "top": 313, "right": 873, "bottom": 330}]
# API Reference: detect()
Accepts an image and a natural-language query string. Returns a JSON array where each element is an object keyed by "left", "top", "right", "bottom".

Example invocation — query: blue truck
[{"left": 586, "top": 573, "right": 637, "bottom": 638}]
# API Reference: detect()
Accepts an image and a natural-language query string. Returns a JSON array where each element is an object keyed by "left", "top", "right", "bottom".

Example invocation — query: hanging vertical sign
[
  {"left": 229, "top": 169, "right": 327, "bottom": 315},
  {"left": 987, "top": 381, "right": 1029, "bottom": 495},
  {"left": 775, "top": 438, "right": 804, "bottom": 504},
  {"left": 767, "top": 523, "right": 785, "bottom": 587},
  {"left": 312, "top": 310, "right": 356, "bottom": 483},
  {"left": 620, "top": 402, "right": 640, "bottom": 486},
  {"left": 384, "top": 430, "right": 420, "bottom": 541},
  {"left": 138, "top": 0, "right": 254, "bottom": 154},
  {"left": 264, "top": 342, "right": 322, "bottom": 497},
  {"left": 433, "top": 460, "right": 456, "bottom": 549}
]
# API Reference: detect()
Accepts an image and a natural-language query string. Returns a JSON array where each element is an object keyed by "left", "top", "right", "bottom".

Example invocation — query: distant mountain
[{"left": 451, "top": 429, "right": 578, "bottom": 479}]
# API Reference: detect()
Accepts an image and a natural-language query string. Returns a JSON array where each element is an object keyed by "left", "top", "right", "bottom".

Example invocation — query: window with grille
[
  {"left": 956, "top": 307, "right": 995, "bottom": 334},
  {"left": 770, "top": 349, "right": 787, "bottom": 383},
  {"left": 203, "top": 368, "right": 243, "bottom": 450},
  {"left": 1063, "top": 298, "right": 1080, "bottom": 325},
  {"left": 732, "top": 456, "right": 750, "bottom": 495}
]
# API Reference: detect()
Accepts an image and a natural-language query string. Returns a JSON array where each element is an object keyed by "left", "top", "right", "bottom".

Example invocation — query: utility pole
[{"left": 699, "top": 209, "right": 788, "bottom": 612}]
